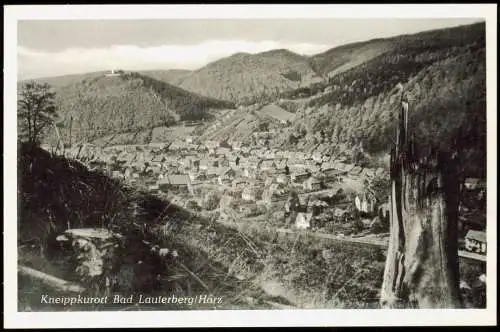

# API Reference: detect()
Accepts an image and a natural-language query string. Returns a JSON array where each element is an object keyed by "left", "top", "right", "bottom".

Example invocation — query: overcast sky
[{"left": 18, "top": 18, "right": 482, "bottom": 80}]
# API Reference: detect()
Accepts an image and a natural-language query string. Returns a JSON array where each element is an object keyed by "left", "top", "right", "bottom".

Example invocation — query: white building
[{"left": 295, "top": 212, "right": 313, "bottom": 229}]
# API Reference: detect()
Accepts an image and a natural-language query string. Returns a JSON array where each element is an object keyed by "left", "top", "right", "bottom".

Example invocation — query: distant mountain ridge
[
  {"left": 196, "top": 22, "right": 486, "bottom": 177},
  {"left": 20, "top": 21, "right": 486, "bottom": 175},
  {"left": 177, "top": 49, "right": 322, "bottom": 105},
  {"left": 21, "top": 22, "right": 484, "bottom": 106},
  {"left": 167, "top": 22, "right": 486, "bottom": 104}
]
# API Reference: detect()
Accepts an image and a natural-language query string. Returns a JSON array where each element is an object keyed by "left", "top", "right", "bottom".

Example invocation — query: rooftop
[{"left": 466, "top": 230, "right": 486, "bottom": 243}]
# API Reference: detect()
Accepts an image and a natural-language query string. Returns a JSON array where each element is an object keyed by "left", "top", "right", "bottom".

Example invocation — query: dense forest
[
  {"left": 281, "top": 40, "right": 486, "bottom": 176},
  {"left": 178, "top": 49, "right": 321, "bottom": 105},
  {"left": 50, "top": 72, "right": 235, "bottom": 143},
  {"left": 138, "top": 69, "right": 192, "bottom": 85}
]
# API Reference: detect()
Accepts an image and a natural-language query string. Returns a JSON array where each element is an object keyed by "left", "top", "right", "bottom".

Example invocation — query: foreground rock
[{"left": 56, "top": 228, "right": 125, "bottom": 295}]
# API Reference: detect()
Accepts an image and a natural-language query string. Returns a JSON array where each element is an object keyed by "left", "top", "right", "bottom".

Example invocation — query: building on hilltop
[{"left": 105, "top": 69, "right": 124, "bottom": 77}]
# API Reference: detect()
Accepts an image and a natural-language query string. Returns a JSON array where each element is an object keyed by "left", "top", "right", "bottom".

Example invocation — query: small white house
[
  {"left": 276, "top": 173, "right": 289, "bottom": 185},
  {"left": 303, "top": 177, "right": 322, "bottom": 191},
  {"left": 295, "top": 212, "right": 313, "bottom": 229}
]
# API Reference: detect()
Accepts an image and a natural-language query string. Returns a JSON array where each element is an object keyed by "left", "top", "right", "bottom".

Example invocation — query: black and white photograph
[{"left": 3, "top": 4, "right": 497, "bottom": 328}]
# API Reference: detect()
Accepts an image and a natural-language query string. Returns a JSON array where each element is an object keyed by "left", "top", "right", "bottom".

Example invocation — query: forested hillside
[
  {"left": 192, "top": 22, "right": 486, "bottom": 177},
  {"left": 49, "top": 72, "right": 235, "bottom": 143},
  {"left": 138, "top": 69, "right": 192, "bottom": 85},
  {"left": 279, "top": 22, "right": 486, "bottom": 176},
  {"left": 21, "top": 22, "right": 486, "bottom": 178},
  {"left": 178, "top": 49, "right": 322, "bottom": 105}
]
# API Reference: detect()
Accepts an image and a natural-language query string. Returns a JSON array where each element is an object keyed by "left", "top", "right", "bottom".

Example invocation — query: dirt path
[
  {"left": 217, "top": 217, "right": 390, "bottom": 248},
  {"left": 217, "top": 217, "right": 485, "bottom": 263}
]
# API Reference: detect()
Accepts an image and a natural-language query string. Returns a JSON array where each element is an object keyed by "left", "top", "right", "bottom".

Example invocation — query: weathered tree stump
[{"left": 380, "top": 92, "right": 462, "bottom": 308}]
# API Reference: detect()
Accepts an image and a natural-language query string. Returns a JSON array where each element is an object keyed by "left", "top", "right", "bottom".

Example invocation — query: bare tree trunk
[
  {"left": 380, "top": 93, "right": 462, "bottom": 308},
  {"left": 19, "top": 265, "right": 85, "bottom": 293},
  {"left": 53, "top": 122, "right": 63, "bottom": 154},
  {"left": 69, "top": 116, "right": 73, "bottom": 148}
]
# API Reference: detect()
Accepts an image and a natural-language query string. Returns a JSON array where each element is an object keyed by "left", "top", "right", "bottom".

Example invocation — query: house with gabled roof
[
  {"left": 218, "top": 167, "right": 236, "bottom": 185},
  {"left": 303, "top": 176, "right": 322, "bottom": 191},
  {"left": 260, "top": 159, "right": 276, "bottom": 173},
  {"left": 276, "top": 173, "right": 290, "bottom": 185},
  {"left": 188, "top": 170, "right": 205, "bottom": 182},
  {"left": 312, "top": 153, "right": 323, "bottom": 163},
  {"left": 232, "top": 178, "right": 249, "bottom": 190},
  {"left": 292, "top": 170, "right": 311, "bottom": 184},
  {"left": 243, "top": 167, "right": 258, "bottom": 179},
  {"left": 465, "top": 230, "right": 486, "bottom": 254},
  {"left": 199, "top": 159, "right": 216, "bottom": 171},
  {"left": 217, "top": 147, "right": 231, "bottom": 156},
  {"left": 323, "top": 167, "right": 347, "bottom": 182}
]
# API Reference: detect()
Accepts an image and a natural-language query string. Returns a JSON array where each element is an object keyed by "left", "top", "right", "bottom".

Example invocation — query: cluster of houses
[
  {"left": 65, "top": 136, "right": 395, "bottom": 232},
  {"left": 59, "top": 138, "right": 488, "bottom": 249},
  {"left": 74, "top": 137, "right": 388, "bottom": 202}
]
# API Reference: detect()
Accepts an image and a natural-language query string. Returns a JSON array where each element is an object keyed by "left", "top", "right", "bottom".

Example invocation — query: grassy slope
[
  {"left": 16, "top": 143, "right": 386, "bottom": 310},
  {"left": 17, "top": 143, "right": 279, "bottom": 310},
  {"left": 18, "top": 143, "right": 485, "bottom": 310}
]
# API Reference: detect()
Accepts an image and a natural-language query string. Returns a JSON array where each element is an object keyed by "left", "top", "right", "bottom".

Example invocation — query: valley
[{"left": 17, "top": 21, "right": 487, "bottom": 311}]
